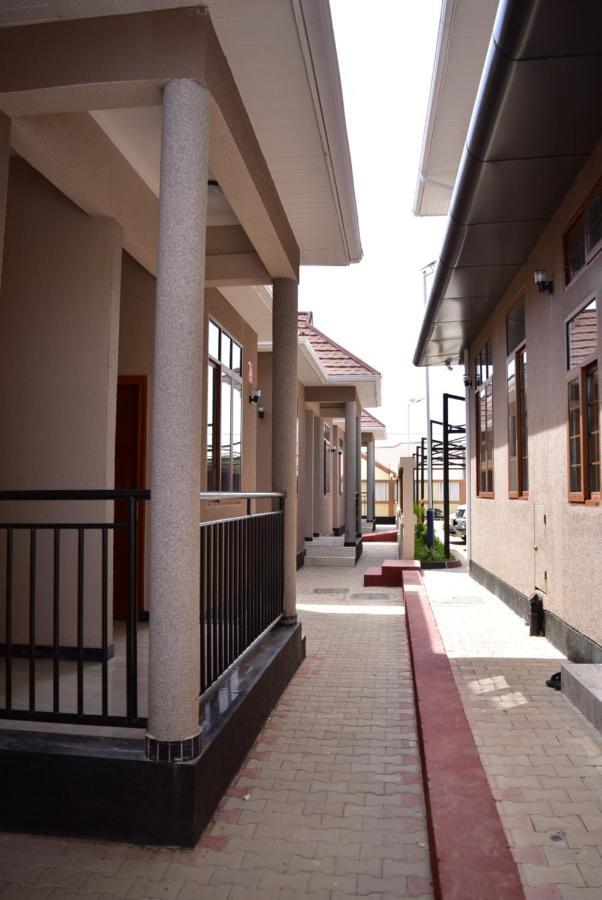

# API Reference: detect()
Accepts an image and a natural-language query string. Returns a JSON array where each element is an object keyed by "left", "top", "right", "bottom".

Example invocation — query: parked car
[{"left": 451, "top": 505, "right": 466, "bottom": 542}]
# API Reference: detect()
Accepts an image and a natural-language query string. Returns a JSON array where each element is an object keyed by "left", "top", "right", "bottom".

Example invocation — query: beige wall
[
  {"left": 468, "top": 141, "right": 602, "bottom": 644},
  {"left": 0, "top": 158, "right": 122, "bottom": 647}
]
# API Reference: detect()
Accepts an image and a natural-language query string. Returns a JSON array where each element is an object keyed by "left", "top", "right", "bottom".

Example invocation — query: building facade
[
  {"left": 0, "top": 1, "right": 365, "bottom": 844},
  {"left": 414, "top": 0, "right": 602, "bottom": 659}
]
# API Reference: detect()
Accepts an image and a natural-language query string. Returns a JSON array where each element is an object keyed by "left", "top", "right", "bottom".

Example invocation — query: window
[
  {"left": 323, "top": 423, "right": 331, "bottom": 495},
  {"left": 338, "top": 439, "right": 344, "bottom": 495},
  {"left": 564, "top": 182, "right": 602, "bottom": 284},
  {"left": 506, "top": 296, "right": 528, "bottom": 497},
  {"left": 475, "top": 341, "right": 494, "bottom": 497},
  {"left": 566, "top": 298, "right": 599, "bottom": 503},
  {"left": 507, "top": 349, "right": 528, "bottom": 497},
  {"left": 207, "top": 320, "right": 242, "bottom": 491},
  {"left": 375, "top": 481, "right": 388, "bottom": 502}
]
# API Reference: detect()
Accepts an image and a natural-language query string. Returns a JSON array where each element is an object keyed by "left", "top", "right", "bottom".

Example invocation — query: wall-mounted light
[
  {"left": 249, "top": 387, "right": 264, "bottom": 417},
  {"left": 534, "top": 268, "right": 553, "bottom": 294},
  {"left": 463, "top": 374, "right": 473, "bottom": 388}
]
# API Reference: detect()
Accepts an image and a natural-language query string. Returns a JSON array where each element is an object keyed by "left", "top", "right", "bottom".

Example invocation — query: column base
[
  {"left": 279, "top": 614, "right": 298, "bottom": 627},
  {"left": 145, "top": 732, "right": 202, "bottom": 763}
]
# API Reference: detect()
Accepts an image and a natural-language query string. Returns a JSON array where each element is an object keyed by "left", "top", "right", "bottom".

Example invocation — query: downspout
[{"left": 464, "top": 349, "right": 471, "bottom": 563}]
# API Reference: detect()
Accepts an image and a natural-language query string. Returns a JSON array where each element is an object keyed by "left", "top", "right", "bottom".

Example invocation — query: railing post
[{"left": 126, "top": 495, "right": 138, "bottom": 722}]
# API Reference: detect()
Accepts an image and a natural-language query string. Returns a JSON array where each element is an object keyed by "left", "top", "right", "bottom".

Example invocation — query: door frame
[{"left": 116, "top": 375, "right": 148, "bottom": 616}]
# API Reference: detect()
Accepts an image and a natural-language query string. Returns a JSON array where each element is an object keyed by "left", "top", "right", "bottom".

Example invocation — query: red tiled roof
[
  {"left": 361, "top": 410, "right": 386, "bottom": 430},
  {"left": 298, "top": 312, "right": 380, "bottom": 377}
]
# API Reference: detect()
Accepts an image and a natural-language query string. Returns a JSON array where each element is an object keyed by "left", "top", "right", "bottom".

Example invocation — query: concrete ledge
[
  {"left": 562, "top": 663, "right": 602, "bottom": 733},
  {"left": 0, "top": 622, "right": 305, "bottom": 846},
  {"left": 470, "top": 560, "right": 602, "bottom": 662},
  {"left": 404, "top": 571, "right": 524, "bottom": 900}
]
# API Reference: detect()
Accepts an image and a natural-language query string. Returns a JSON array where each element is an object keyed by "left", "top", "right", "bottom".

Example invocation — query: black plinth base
[{"left": 0, "top": 622, "right": 305, "bottom": 846}]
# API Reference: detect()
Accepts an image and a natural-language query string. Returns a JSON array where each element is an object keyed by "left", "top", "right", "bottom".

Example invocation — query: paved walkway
[
  {"left": 2, "top": 546, "right": 601, "bottom": 899},
  {"left": 423, "top": 566, "right": 602, "bottom": 900},
  {"left": 0, "top": 544, "right": 433, "bottom": 899}
]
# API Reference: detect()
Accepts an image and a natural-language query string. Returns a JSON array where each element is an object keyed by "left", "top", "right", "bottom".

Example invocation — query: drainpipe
[{"left": 464, "top": 349, "right": 471, "bottom": 563}]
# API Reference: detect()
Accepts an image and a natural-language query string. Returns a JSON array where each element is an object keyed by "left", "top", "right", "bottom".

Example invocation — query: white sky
[{"left": 298, "top": 0, "right": 466, "bottom": 450}]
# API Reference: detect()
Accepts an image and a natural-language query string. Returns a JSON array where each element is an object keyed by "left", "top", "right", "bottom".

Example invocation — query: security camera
[{"left": 463, "top": 374, "right": 473, "bottom": 388}]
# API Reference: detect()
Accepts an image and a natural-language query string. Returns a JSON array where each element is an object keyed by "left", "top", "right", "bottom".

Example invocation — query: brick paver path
[
  {"left": 0, "top": 544, "right": 434, "bottom": 899},
  {"left": 423, "top": 566, "right": 602, "bottom": 900}
]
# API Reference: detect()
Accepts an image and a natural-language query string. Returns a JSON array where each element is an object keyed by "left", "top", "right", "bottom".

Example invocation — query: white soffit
[
  {"left": 3, "top": 0, "right": 361, "bottom": 266},
  {"left": 414, "top": 0, "right": 498, "bottom": 217},
  {"left": 220, "top": 285, "right": 273, "bottom": 342}
]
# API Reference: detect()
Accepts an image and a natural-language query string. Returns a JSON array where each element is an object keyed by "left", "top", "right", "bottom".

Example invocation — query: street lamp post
[
  {"left": 407, "top": 396, "right": 423, "bottom": 455},
  {"left": 421, "top": 260, "right": 437, "bottom": 548}
]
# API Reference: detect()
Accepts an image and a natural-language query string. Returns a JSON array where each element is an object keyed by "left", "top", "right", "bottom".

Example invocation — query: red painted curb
[
  {"left": 362, "top": 529, "right": 398, "bottom": 543},
  {"left": 404, "top": 574, "right": 525, "bottom": 900}
]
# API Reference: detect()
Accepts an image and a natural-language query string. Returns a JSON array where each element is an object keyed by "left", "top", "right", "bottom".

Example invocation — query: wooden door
[{"left": 113, "top": 377, "right": 147, "bottom": 620}]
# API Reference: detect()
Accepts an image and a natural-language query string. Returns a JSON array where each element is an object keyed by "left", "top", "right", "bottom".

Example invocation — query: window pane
[
  {"left": 507, "top": 359, "right": 517, "bottom": 493},
  {"left": 507, "top": 295, "right": 525, "bottom": 354},
  {"left": 231, "top": 341, "right": 242, "bottom": 375},
  {"left": 220, "top": 332, "right": 232, "bottom": 368},
  {"left": 207, "top": 363, "right": 216, "bottom": 490},
  {"left": 485, "top": 381, "right": 494, "bottom": 493},
  {"left": 232, "top": 381, "right": 242, "bottom": 492},
  {"left": 567, "top": 299, "right": 597, "bottom": 369},
  {"left": 566, "top": 217, "right": 586, "bottom": 281},
  {"left": 220, "top": 375, "right": 232, "bottom": 491},
  {"left": 519, "top": 349, "right": 528, "bottom": 493},
  {"left": 568, "top": 378, "right": 582, "bottom": 493},
  {"left": 209, "top": 321, "right": 220, "bottom": 360},
  {"left": 586, "top": 190, "right": 601, "bottom": 252},
  {"left": 587, "top": 366, "right": 599, "bottom": 494}
]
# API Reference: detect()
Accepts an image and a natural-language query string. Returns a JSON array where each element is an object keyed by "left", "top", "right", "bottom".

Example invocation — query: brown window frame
[
  {"left": 566, "top": 297, "right": 600, "bottom": 505},
  {"left": 475, "top": 340, "right": 494, "bottom": 498},
  {"left": 507, "top": 342, "right": 528, "bottom": 499},
  {"left": 207, "top": 320, "right": 243, "bottom": 492},
  {"left": 563, "top": 179, "right": 602, "bottom": 285}
]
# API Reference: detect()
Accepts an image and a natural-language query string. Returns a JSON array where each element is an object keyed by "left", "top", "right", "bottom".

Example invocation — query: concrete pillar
[
  {"left": 344, "top": 401, "right": 357, "bottom": 544},
  {"left": 146, "top": 80, "right": 209, "bottom": 762},
  {"left": 272, "top": 277, "right": 298, "bottom": 624},
  {"left": 367, "top": 438, "right": 376, "bottom": 523},
  {"left": 303, "top": 408, "right": 314, "bottom": 541},
  {"left": 356, "top": 416, "right": 362, "bottom": 536},
  {"left": 0, "top": 113, "right": 10, "bottom": 293},
  {"left": 313, "top": 413, "right": 322, "bottom": 536}
]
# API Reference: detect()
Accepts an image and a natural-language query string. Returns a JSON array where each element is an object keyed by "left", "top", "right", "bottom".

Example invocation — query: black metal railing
[
  {"left": 0, "top": 489, "right": 148, "bottom": 728},
  {"left": 199, "top": 492, "right": 284, "bottom": 694},
  {"left": 0, "top": 490, "right": 285, "bottom": 729}
]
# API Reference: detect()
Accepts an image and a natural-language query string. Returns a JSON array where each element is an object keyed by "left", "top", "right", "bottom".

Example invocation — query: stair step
[
  {"left": 561, "top": 663, "right": 602, "bottom": 733},
  {"left": 304, "top": 555, "right": 356, "bottom": 568},
  {"left": 305, "top": 545, "right": 356, "bottom": 558},
  {"left": 382, "top": 559, "right": 420, "bottom": 571}
]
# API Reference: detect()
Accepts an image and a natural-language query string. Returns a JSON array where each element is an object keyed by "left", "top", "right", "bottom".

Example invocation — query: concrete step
[
  {"left": 363, "top": 559, "right": 420, "bottom": 588},
  {"left": 304, "top": 555, "right": 356, "bottom": 568},
  {"left": 561, "top": 663, "right": 602, "bottom": 733},
  {"left": 305, "top": 543, "right": 356, "bottom": 558}
]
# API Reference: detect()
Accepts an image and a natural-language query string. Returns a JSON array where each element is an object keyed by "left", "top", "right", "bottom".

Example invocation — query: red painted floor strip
[{"left": 404, "top": 575, "right": 525, "bottom": 900}]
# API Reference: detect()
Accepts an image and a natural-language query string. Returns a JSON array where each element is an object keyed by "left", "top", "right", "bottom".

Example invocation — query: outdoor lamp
[{"left": 534, "top": 269, "right": 553, "bottom": 294}]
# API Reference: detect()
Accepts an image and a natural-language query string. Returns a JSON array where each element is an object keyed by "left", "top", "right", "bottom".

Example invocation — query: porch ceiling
[
  {"left": 414, "top": 0, "right": 602, "bottom": 368},
  {"left": 1, "top": 0, "right": 361, "bottom": 268}
]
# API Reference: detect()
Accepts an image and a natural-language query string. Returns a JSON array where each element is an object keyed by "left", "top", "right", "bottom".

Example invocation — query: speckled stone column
[
  {"left": 312, "top": 413, "right": 322, "bottom": 536},
  {"left": 272, "top": 278, "right": 298, "bottom": 623},
  {"left": 356, "top": 415, "right": 362, "bottom": 536},
  {"left": 367, "top": 437, "right": 376, "bottom": 523},
  {"left": 303, "top": 408, "right": 314, "bottom": 541},
  {"left": 344, "top": 401, "right": 357, "bottom": 544},
  {"left": 0, "top": 114, "right": 10, "bottom": 293},
  {"left": 146, "top": 79, "right": 209, "bottom": 762}
]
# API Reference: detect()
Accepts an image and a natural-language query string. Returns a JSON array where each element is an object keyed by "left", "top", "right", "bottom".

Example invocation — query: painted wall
[
  {"left": 0, "top": 158, "right": 122, "bottom": 648},
  {"left": 468, "top": 141, "right": 602, "bottom": 645}
]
